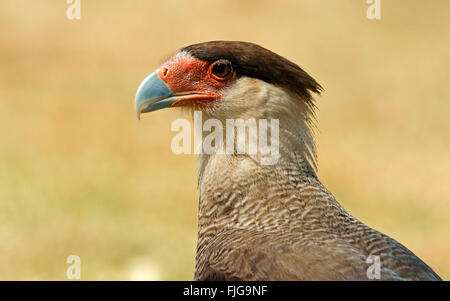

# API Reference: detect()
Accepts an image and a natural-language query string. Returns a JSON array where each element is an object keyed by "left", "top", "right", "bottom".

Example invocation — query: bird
[{"left": 134, "top": 41, "right": 441, "bottom": 281}]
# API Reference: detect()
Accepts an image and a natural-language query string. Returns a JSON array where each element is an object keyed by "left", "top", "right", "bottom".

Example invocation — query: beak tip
[{"left": 135, "top": 101, "right": 141, "bottom": 120}]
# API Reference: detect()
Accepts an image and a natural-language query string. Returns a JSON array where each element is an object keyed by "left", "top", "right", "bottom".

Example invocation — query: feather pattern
[{"left": 195, "top": 151, "right": 441, "bottom": 280}]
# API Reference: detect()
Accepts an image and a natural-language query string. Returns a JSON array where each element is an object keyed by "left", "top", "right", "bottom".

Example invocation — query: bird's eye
[{"left": 211, "top": 60, "right": 233, "bottom": 80}]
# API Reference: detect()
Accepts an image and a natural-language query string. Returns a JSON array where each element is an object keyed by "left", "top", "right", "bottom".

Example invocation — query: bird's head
[
  {"left": 135, "top": 41, "right": 322, "bottom": 170},
  {"left": 135, "top": 41, "right": 322, "bottom": 122}
]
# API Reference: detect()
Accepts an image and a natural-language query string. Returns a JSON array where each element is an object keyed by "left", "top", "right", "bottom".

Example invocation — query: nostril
[{"left": 160, "top": 67, "right": 169, "bottom": 78}]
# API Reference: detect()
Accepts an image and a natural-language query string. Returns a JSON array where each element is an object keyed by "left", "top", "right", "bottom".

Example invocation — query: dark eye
[{"left": 211, "top": 60, "right": 233, "bottom": 80}]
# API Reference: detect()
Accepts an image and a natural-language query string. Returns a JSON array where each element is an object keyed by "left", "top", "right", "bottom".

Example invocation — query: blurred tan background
[{"left": 0, "top": 0, "right": 449, "bottom": 280}]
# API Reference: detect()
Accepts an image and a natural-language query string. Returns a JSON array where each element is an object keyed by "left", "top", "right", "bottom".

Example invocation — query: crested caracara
[{"left": 134, "top": 41, "right": 441, "bottom": 281}]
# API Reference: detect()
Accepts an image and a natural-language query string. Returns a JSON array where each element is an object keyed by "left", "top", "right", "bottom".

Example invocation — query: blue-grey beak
[{"left": 135, "top": 72, "right": 175, "bottom": 119}]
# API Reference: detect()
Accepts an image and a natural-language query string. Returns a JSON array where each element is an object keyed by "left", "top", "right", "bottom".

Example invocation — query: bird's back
[{"left": 195, "top": 158, "right": 441, "bottom": 281}]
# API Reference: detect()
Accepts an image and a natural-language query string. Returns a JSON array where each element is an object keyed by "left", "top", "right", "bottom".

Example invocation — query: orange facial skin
[{"left": 157, "top": 56, "right": 236, "bottom": 109}]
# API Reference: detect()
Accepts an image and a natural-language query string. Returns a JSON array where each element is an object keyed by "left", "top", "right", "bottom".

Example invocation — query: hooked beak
[{"left": 134, "top": 72, "right": 175, "bottom": 120}]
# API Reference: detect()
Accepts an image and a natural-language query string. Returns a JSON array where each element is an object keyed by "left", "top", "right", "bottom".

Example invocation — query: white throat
[{"left": 194, "top": 77, "right": 319, "bottom": 186}]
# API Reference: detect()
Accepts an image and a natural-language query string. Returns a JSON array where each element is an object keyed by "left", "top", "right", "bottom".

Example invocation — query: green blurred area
[{"left": 0, "top": 0, "right": 449, "bottom": 280}]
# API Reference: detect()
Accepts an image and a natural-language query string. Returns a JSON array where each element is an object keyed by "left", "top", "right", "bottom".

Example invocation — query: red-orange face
[{"left": 135, "top": 54, "right": 237, "bottom": 118}]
